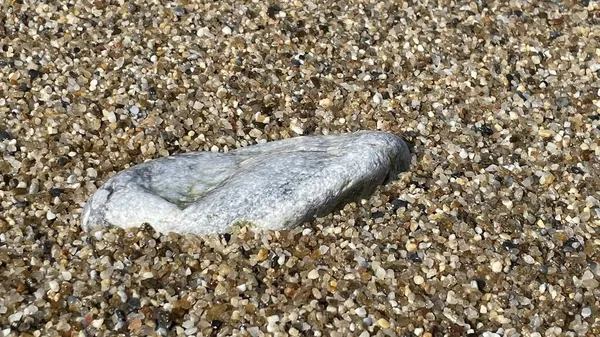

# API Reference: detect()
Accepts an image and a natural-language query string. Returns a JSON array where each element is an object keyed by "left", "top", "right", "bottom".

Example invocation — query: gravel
[{"left": 1, "top": 0, "right": 599, "bottom": 336}]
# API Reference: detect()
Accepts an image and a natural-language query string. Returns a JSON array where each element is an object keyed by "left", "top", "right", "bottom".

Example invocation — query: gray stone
[{"left": 81, "top": 131, "right": 412, "bottom": 235}]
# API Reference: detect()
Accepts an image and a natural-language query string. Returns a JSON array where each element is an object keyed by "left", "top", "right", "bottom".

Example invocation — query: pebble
[
  {"left": 61, "top": 271, "right": 72, "bottom": 281},
  {"left": 523, "top": 254, "right": 536, "bottom": 264},
  {"left": 581, "top": 270, "right": 599, "bottom": 289},
  {"left": 8, "top": 312, "right": 22, "bottom": 323},
  {"left": 581, "top": 307, "right": 592, "bottom": 318},
  {"left": 377, "top": 318, "right": 390, "bottom": 328},
  {"left": 355, "top": 307, "right": 367, "bottom": 317},
  {"left": 81, "top": 132, "right": 411, "bottom": 235},
  {"left": 413, "top": 275, "right": 425, "bottom": 285},
  {"left": 48, "top": 280, "right": 59, "bottom": 293},
  {"left": 307, "top": 269, "right": 320, "bottom": 280},
  {"left": 92, "top": 318, "right": 104, "bottom": 329},
  {"left": 491, "top": 260, "right": 503, "bottom": 273},
  {"left": 46, "top": 210, "right": 56, "bottom": 220}
]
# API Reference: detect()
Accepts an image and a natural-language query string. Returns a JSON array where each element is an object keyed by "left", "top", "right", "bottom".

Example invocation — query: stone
[{"left": 81, "top": 131, "right": 412, "bottom": 235}]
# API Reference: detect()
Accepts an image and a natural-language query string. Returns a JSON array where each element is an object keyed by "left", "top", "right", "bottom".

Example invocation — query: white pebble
[
  {"left": 86, "top": 168, "right": 97, "bottom": 178},
  {"left": 266, "top": 315, "right": 279, "bottom": 332},
  {"left": 48, "top": 280, "right": 59, "bottom": 292},
  {"left": 523, "top": 254, "right": 535, "bottom": 264},
  {"left": 106, "top": 111, "right": 117, "bottom": 123},
  {"left": 8, "top": 312, "right": 22, "bottom": 323},
  {"left": 446, "top": 291, "right": 458, "bottom": 305},
  {"left": 62, "top": 271, "right": 72, "bottom": 281},
  {"left": 129, "top": 105, "right": 139, "bottom": 116},
  {"left": 372, "top": 92, "right": 382, "bottom": 104},
  {"left": 23, "top": 304, "right": 38, "bottom": 315},
  {"left": 141, "top": 271, "right": 154, "bottom": 279},
  {"left": 582, "top": 307, "right": 591, "bottom": 318},
  {"left": 92, "top": 318, "right": 104, "bottom": 328},
  {"left": 491, "top": 260, "right": 503, "bottom": 273},
  {"left": 182, "top": 320, "right": 195, "bottom": 329},
  {"left": 355, "top": 307, "right": 367, "bottom": 317},
  {"left": 413, "top": 275, "right": 424, "bottom": 285},
  {"left": 307, "top": 269, "right": 319, "bottom": 280},
  {"left": 29, "top": 183, "right": 39, "bottom": 194},
  {"left": 184, "top": 327, "right": 198, "bottom": 335},
  {"left": 113, "top": 260, "right": 124, "bottom": 270},
  {"left": 482, "top": 332, "right": 500, "bottom": 337}
]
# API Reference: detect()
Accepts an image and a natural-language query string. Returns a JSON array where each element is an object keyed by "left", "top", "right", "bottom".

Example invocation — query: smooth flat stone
[{"left": 81, "top": 131, "right": 412, "bottom": 235}]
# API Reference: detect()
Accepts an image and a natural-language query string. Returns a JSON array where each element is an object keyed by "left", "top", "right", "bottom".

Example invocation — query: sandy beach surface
[{"left": 1, "top": 0, "right": 599, "bottom": 336}]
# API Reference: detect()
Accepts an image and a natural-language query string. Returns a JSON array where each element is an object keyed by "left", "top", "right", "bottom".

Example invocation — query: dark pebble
[
  {"left": 57, "top": 156, "right": 69, "bottom": 166},
  {"left": 570, "top": 166, "right": 584, "bottom": 174},
  {"left": 173, "top": 7, "right": 185, "bottom": 17},
  {"left": 505, "top": 73, "right": 514, "bottom": 86},
  {"left": 271, "top": 254, "right": 279, "bottom": 268},
  {"left": 127, "top": 297, "right": 141, "bottom": 312},
  {"left": 472, "top": 124, "right": 494, "bottom": 136},
  {"left": 310, "top": 76, "right": 320, "bottom": 88},
  {"left": 222, "top": 233, "right": 231, "bottom": 243},
  {"left": 28, "top": 69, "right": 40, "bottom": 79},
  {"left": 556, "top": 97, "right": 570, "bottom": 109},
  {"left": 155, "top": 309, "right": 173, "bottom": 329},
  {"left": 408, "top": 252, "right": 422, "bottom": 263},
  {"left": 48, "top": 188, "right": 65, "bottom": 197},
  {"left": 211, "top": 320, "right": 223, "bottom": 330},
  {"left": 115, "top": 309, "right": 126, "bottom": 321},
  {"left": 370, "top": 211, "right": 384, "bottom": 219},
  {"left": 391, "top": 199, "right": 409, "bottom": 212},
  {"left": 562, "top": 237, "right": 582, "bottom": 252},
  {"left": 475, "top": 279, "right": 486, "bottom": 292},
  {"left": 502, "top": 241, "right": 519, "bottom": 251},
  {"left": 14, "top": 200, "right": 29, "bottom": 208},
  {"left": 0, "top": 130, "right": 12, "bottom": 140},
  {"left": 267, "top": 5, "right": 281, "bottom": 18}
]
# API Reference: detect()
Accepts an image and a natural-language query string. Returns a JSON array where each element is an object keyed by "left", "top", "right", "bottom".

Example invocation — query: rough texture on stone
[{"left": 81, "top": 131, "right": 411, "bottom": 235}]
